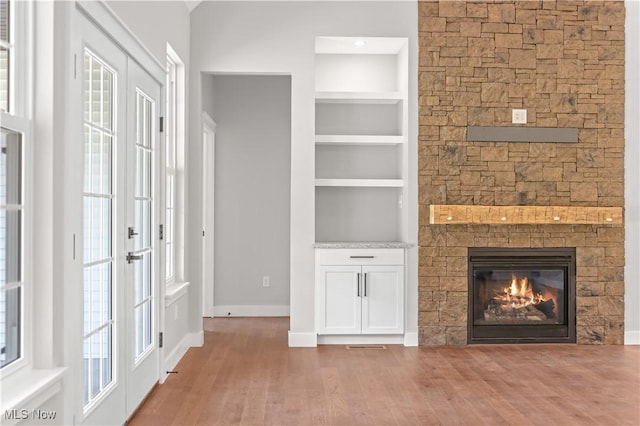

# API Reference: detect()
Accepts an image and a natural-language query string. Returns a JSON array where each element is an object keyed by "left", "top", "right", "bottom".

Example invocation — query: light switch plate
[{"left": 512, "top": 109, "right": 527, "bottom": 124}]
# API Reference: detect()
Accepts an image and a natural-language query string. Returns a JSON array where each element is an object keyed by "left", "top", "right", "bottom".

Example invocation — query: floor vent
[{"left": 346, "top": 345, "right": 387, "bottom": 350}]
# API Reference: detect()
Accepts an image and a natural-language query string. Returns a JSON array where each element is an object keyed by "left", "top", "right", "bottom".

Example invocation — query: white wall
[
  {"left": 625, "top": 0, "right": 640, "bottom": 345},
  {"left": 106, "top": 0, "right": 190, "bottom": 65},
  {"left": 188, "top": 1, "right": 418, "bottom": 345},
  {"left": 201, "top": 73, "right": 215, "bottom": 119},
  {"left": 209, "top": 75, "right": 291, "bottom": 315}
]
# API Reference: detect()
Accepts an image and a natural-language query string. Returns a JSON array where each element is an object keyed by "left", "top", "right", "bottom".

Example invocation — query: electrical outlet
[
  {"left": 262, "top": 276, "right": 270, "bottom": 287},
  {"left": 512, "top": 109, "right": 527, "bottom": 124}
]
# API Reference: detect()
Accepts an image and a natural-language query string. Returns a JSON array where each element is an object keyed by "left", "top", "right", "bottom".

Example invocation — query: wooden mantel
[{"left": 429, "top": 205, "right": 623, "bottom": 225}]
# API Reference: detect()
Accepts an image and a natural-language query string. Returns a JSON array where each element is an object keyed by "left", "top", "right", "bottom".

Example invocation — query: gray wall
[{"left": 210, "top": 75, "right": 291, "bottom": 311}]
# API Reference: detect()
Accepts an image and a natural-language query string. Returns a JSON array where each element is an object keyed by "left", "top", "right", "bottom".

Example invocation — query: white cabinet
[
  {"left": 315, "top": 249, "right": 404, "bottom": 336},
  {"left": 314, "top": 37, "right": 409, "bottom": 243},
  {"left": 317, "top": 265, "right": 362, "bottom": 334},
  {"left": 361, "top": 266, "right": 404, "bottom": 334}
]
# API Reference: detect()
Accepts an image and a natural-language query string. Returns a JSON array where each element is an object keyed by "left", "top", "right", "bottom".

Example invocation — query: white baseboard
[
  {"left": 625, "top": 331, "right": 640, "bottom": 345},
  {"left": 213, "top": 305, "right": 290, "bottom": 317},
  {"left": 161, "top": 330, "right": 204, "bottom": 383},
  {"left": 317, "top": 334, "right": 405, "bottom": 345},
  {"left": 288, "top": 331, "right": 317, "bottom": 347},
  {"left": 188, "top": 330, "right": 204, "bottom": 347},
  {"left": 403, "top": 332, "right": 419, "bottom": 347}
]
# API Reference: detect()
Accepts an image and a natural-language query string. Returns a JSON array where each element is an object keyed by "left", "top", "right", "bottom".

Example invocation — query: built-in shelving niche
[{"left": 314, "top": 36, "right": 409, "bottom": 243}]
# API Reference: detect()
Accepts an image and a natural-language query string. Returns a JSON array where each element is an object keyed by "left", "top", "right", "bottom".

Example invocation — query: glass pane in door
[
  {"left": 133, "top": 91, "right": 153, "bottom": 360},
  {"left": 82, "top": 50, "right": 115, "bottom": 407}
]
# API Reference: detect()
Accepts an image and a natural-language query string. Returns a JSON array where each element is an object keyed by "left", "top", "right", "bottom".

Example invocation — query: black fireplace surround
[{"left": 468, "top": 248, "right": 576, "bottom": 344}]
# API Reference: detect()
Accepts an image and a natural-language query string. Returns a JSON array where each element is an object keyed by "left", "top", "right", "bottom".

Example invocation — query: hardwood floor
[{"left": 129, "top": 317, "right": 640, "bottom": 425}]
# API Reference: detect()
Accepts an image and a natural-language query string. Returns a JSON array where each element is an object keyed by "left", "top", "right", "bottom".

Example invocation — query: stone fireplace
[{"left": 418, "top": 1, "right": 625, "bottom": 345}]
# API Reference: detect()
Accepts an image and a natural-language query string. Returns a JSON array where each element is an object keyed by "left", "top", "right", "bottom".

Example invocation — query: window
[
  {"left": 0, "top": 126, "right": 22, "bottom": 368},
  {"left": 0, "top": 0, "right": 29, "bottom": 373},
  {"left": 165, "top": 54, "right": 176, "bottom": 283},
  {"left": 0, "top": 0, "right": 10, "bottom": 113},
  {"left": 165, "top": 46, "right": 184, "bottom": 286}
]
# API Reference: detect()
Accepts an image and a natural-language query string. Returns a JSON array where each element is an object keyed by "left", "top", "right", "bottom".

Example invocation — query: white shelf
[
  {"left": 315, "top": 178, "right": 403, "bottom": 188},
  {"left": 315, "top": 135, "right": 404, "bottom": 145},
  {"left": 315, "top": 91, "right": 403, "bottom": 104}
]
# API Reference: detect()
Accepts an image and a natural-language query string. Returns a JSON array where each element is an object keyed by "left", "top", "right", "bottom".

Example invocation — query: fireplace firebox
[{"left": 468, "top": 248, "right": 576, "bottom": 344}]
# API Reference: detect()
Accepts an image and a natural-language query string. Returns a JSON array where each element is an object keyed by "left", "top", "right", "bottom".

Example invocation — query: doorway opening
[{"left": 201, "top": 74, "right": 292, "bottom": 317}]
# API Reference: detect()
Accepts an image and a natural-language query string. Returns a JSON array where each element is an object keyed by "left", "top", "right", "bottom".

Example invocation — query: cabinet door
[
  {"left": 361, "top": 266, "right": 404, "bottom": 334},
  {"left": 316, "top": 265, "right": 362, "bottom": 334}
]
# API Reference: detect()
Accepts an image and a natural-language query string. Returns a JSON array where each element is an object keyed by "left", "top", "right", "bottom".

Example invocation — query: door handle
[
  {"left": 127, "top": 252, "right": 143, "bottom": 264},
  {"left": 357, "top": 273, "right": 361, "bottom": 297},
  {"left": 364, "top": 273, "right": 367, "bottom": 297}
]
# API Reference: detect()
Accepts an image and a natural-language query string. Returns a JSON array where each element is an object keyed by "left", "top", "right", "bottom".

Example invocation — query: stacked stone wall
[{"left": 418, "top": 0, "right": 625, "bottom": 345}]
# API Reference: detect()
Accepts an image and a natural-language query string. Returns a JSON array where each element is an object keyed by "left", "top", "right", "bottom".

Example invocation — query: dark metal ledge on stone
[{"left": 467, "top": 126, "right": 578, "bottom": 143}]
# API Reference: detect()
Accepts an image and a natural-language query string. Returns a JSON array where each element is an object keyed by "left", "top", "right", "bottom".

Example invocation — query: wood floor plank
[{"left": 129, "top": 317, "right": 640, "bottom": 426}]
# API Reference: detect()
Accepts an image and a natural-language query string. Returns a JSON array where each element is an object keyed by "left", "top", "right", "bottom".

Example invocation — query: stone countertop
[{"left": 313, "top": 242, "right": 415, "bottom": 249}]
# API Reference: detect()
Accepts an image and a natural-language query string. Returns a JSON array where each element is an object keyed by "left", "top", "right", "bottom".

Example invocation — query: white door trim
[{"left": 202, "top": 112, "right": 217, "bottom": 317}]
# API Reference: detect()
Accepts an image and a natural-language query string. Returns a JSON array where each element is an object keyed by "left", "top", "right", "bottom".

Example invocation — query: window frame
[
  {"left": 164, "top": 45, "right": 185, "bottom": 288},
  {"left": 0, "top": 0, "right": 29, "bottom": 116},
  {"left": 0, "top": 0, "right": 33, "bottom": 379},
  {"left": 165, "top": 53, "right": 176, "bottom": 284},
  {"left": 0, "top": 0, "right": 12, "bottom": 113}
]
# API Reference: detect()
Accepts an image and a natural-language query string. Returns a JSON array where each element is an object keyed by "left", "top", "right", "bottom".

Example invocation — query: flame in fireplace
[
  {"left": 505, "top": 276, "right": 544, "bottom": 306},
  {"left": 494, "top": 275, "right": 558, "bottom": 318}
]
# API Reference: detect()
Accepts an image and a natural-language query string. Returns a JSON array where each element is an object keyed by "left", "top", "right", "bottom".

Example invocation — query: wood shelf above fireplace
[{"left": 429, "top": 205, "right": 623, "bottom": 225}]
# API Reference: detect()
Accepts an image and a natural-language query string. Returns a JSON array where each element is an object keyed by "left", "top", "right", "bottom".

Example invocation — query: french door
[
  {"left": 79, "top": 12, "right": 161, "bottom": 425},
  {"left": 124, "top": 58, "right": 161, "bottom": 415}
]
